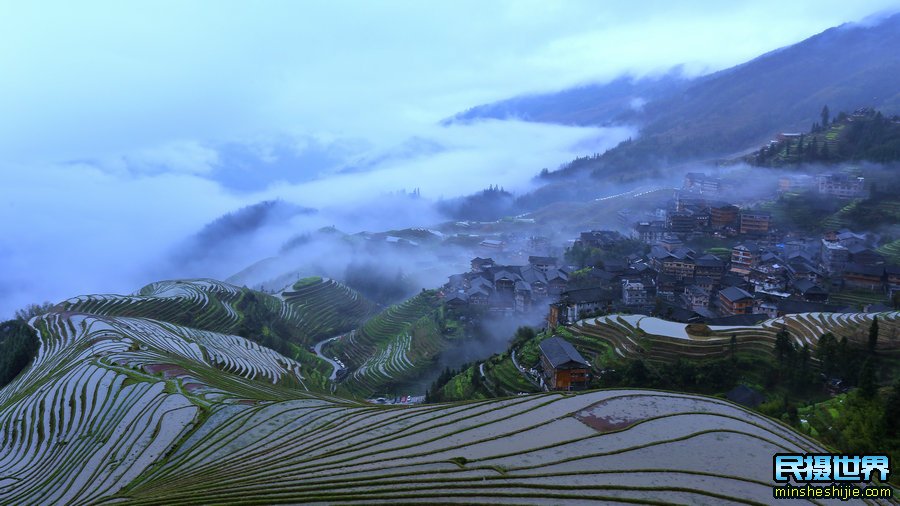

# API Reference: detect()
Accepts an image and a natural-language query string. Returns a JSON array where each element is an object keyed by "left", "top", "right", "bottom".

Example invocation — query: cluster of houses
[
  {"left": 442, "top": 223, "right": 898, "bottom": 329},
  {"left": 633, "top": 171, "right": 868, "bottom": 247},
  {"left": 778, "top": 173, "right": 869, "bottom": 199},
  {"left": 442, "top": 256, "right": 570, "bottom": 313},
  {"left": 544, "top": 224, "right": 899, "bottom": 327},
  {"left": 632, "top": 180, "right": 773, "bottom": 242},
  {"left": 438, "top": 166, "right": 896, "bottom": 347}
]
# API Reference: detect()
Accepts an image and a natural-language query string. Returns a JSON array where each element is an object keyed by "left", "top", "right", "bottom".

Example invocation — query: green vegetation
[
  {"left": 828, "top": 290, "right": 888, "bottom": 310},
  {"left": 291, "top": 276, "right": 322, "bottom": 288},
  {"left": 761, "top": 182, "right": 900, "bottom": 235},
  {"left": 329, "top": 290, "right": 456, "bottom": 397},
  {"left": 753, "top": 109, "right": 900, "bottom": 166},
  {"left": 877, "top": 238, "right": 900, "bottom": 265},
  {"left": 0, "top": 320, "right": 39, "bottom": 388},
  {"left": 428, "top": 326, "right": 543, "bottom": 402},
  {"left": 13, "top": 301, "right": 55, "bottom": 321},
  {"left": 280, "top": 277, "right": 380, "bottom": 344},
  {"left": 427, "top": 363, "right": 484, "bottom": 402},
  {"left": 486, "top": 355, "right": 537, "bottom": 393},
  {"left": 797, "top": 381, "right": 900, "bottom": 486},
  {"left": 759, "top": 192, "right": 835, "bottom": 234},
  {"left": 564, "top": 238, "right": 647, "bottom": 269}
]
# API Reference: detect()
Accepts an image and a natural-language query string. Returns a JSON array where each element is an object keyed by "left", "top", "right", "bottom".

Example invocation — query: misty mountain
[
  {"left": 444, "top": 69, "right": 692, "bottom": 127},
  {"left": 337, "top": 136, "right": 446, "bottom": 175},
  {"left": 170, "top": 199, "right": 316, "bottom": 269},
  {"left": 211, "top": 137, "right": 367, "bottom": 192},
  {"left": 456, "top": 14, "right": 900, "bottom": 180},
  {"left": 436, "top": 185, "right": 516, "bottom": 221},
  {"left": 626, "top": 13, "right": 900, "bottom": 164}
]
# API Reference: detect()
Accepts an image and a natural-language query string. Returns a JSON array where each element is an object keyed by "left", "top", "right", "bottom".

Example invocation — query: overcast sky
[
  {"left": 1, "top": 0, "right": 898, "bottom": 316},
  {"left": 1, "top": 0, "right": 898, "bottom": 163}
]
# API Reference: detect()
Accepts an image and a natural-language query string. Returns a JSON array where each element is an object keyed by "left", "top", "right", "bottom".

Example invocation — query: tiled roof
[{"left": 539, "top": 336, "right": 589, "bottom": 369}]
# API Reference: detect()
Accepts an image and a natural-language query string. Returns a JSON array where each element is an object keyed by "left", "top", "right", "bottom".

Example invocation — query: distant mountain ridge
[
  {"left": 453, "top": 12, "right": 900, "bottom": 179},
  {"left": 444, "top": 69, "right": 692, "bottom": 127},
  {"left": 168, "top": 199, "right": 315, "bottom": 273},
  {"left": 630, "top": 12, "right": 900, "bottom": 163}
]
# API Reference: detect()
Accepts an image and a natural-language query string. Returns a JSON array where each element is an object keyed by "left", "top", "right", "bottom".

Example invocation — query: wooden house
[
  {"left": 718, "top": 286, "right": 754, "bottom": 315},
  {"left": 539, "top": 336, "right": 590, "bottom": 391},
  {"left": 842, "top": 264, "right": 884, "bottom": 291}
]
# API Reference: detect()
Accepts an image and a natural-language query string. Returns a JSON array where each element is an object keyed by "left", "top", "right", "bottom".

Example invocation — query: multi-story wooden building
[
  {"left": 842, "top": 264, "right": 884, "bottom": 291},
  {"left": 622, "top": 280, "right": 650, "bottom": 306},
  {"left": 739, "top": 211, "right": 771, "bottom": 236},
  {"left": 539, "top": 336, "right": 590, "bottom": 391},
  {"left": 730, "top": 242, "right": 761, "bottom": 276},
  {"left": 694, "top": 254, "right": 726, "bottom": 282},
  {"left": 718, "top": 286, "right": 755, "bottom": 315},
  {"left": 709, "top": 203, "right": 739, "bottom": 229},
  {"left": 662, "top": 254, "right": 696, "bottom": 280}
]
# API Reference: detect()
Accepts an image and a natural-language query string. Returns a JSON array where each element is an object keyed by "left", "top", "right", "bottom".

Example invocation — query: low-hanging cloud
[
  {"left": 2, "top": 0, "right": 897, "bottom": 318},
  {"left": 0, "top": 119, "right": 631, "bottom": 318}
]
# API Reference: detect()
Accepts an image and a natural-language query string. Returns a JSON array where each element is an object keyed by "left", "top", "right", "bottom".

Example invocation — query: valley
[{"left": 4, "top": 6, "right": 900, "bottom": 504}]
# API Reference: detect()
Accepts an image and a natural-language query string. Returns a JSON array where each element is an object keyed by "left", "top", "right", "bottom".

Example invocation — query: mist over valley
[{"left": 3, "top": 3, "right": 900, "bottom": 504}]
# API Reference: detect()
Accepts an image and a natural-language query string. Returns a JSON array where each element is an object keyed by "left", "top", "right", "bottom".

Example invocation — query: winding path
[
  {"left": 511, "top": 349, "right": 541, "bottom": 389},
  {"left": 313, "top": 334, "right": 344, "bottom": 381}
]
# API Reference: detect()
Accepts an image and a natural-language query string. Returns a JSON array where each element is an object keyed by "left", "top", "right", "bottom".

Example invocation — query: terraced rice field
[
  {"left": 329, "top": 292, "right": 448, "bottom": 396},
  {"left": 60, "top": 278, "right": 376, "bottom": 351},
  {"left": 1, "top": 307, "right": 867, "bottom": 504},
  {"left": 877, "top": 239, "right": 900, "bottom": 264},
  {"left": 571, "top": 311, "right": 900, "bottom": 364},
  {"left": 829, "top": 290, "right": 889, "bottom": 309},
  {"left": 61, "top": 279, "right": 247, "bottom": 333},
  {"left": 0, "top": 310, "right": 328, "bottom": 505},
  {"left": 54, "top": 277, "right": 448, "bottom": 398},
  {"left": 0, "top": 282, "right": 892, "bottom": 504},
  {"left": 279, "top": 278, "right": 379, "bottom": 345}
]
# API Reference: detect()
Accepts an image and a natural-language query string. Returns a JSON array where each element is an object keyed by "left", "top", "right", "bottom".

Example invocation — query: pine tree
[
  {"left": 821, "top": 105, "right": 830, "bottom": 127},
  {"left": 868, "top": 316, "right": 878, "bottom": 353},
  {"left": 884, "top": 378, "right": 900, "bottom": 438},
  {"left": 775, "top": 327, "right": 794, "bottom": 364},
  {"left": 858, "top": 358, "right": 877, "bottom": 399},
  {"left": 816, "top": 333, "right": 838, "bottom": 375}
]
